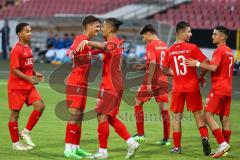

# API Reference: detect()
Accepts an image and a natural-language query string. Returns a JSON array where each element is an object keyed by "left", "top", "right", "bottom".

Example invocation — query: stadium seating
[
  {"left": 0, "top": 0, "right": 139, "bottom": 18},
  {"left": 153, "top": 0, "right": 240, "bottom": 30}
]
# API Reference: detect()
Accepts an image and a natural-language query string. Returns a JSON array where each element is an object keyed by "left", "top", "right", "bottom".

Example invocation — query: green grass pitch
[
  {"left": 0, "top": 60, "right": 239, "bottom": 160},
  {"left": 0, "top": 80, "right": 239, "bottom": 160}
]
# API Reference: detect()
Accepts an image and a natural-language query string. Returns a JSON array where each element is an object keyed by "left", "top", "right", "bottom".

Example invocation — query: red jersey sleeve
[
  {"left": 162, "top": 50, "right": 170, "bottom": 68},
  {"left": 210, "top": 49, "right": 222, "bottom": 66},
  {"left": 89, "top": 49, "right": 105, "bottom": 55},
  {"left": 146, "top": 44, "right": 156, "bottom": 62},
  {"left": 10, "top": 47, "right": 20, "bottom": 70},
  {"left": 69, "top": 35, "right": 81, "bottom": 50},
  {"left": 192, "top": 45, "right": 207, "bottom": 62}
]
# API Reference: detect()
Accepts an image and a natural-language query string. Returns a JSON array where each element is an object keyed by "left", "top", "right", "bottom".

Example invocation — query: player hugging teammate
[{"left": 7, "top": 18, "right": 233, "bottom": 160}]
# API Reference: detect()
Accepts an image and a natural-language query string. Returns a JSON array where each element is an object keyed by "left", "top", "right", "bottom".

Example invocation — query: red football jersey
[
  {"left": 100, "top": 37, "right": 123, "bottom": 90},
  {"left": 144, "top": 39, "right": 168, "bottom": 85},
  {"left": 163, "top": 42, "right": 207, "bottom": 92},
  {"left": 67, "top": 34, "right": 92, "bottom": 86},
  {"left": 210, "top": 44, "right": 234, "bottom": 96},
  {"left": 8, "top": 42, "right": 35, "bottom": 93}
]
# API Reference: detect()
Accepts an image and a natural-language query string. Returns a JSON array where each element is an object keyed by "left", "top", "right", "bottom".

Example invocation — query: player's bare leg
[
  {"left": 20, "top": 100, "right": 45, "bottom": 147},
  {"left": 171, "top": 112, "right": 182, "bottom": 153},
  {"left": 9, "top": 110, "right": 32, "bottom": 151},
  {"left": 192, "top": 110, "right": 211, "bottom": 155},
  {"left": 155, "top": 102, "right": 171, "bottom": 146},
  {"left": 218, "top": 115, "right": 231, "bottom": 157},
  {"left": 133, "top": 98, "right": 145, "bottom": 142},
  {"left": 10, "top": 110, "right": 19, "bottom": 122},
  {"left": 204, "top": 112, "right": 230, "bottom": 158},
  {"left": 220, "top": 115, "right": 231, "bottom": 143},
  {"left": 108, "top": 115, "right": 139, "bottom": 160}
]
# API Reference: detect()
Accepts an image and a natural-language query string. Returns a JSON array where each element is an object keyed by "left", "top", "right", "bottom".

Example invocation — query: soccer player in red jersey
[
  {"left": 64, "top": 15, "right": 101, "bottom": 159},
  {"left": 76, "top": 18, "right": 139, "bottom": 160},
  {"left": 186, "top": 26, "right": 233, "bottom": 158},
  {"left": 132, "top": 24, "right": 171, "bottom": 146},
  {"left": 162, "top": 21, "right": 211, "bottom": 155},
  {"left": 8, "top": 23, "right": 45, "bottom": 151}
]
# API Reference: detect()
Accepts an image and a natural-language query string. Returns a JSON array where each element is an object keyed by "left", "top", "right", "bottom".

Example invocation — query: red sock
[
  {"left": 212, "top": 128, "right": 225, "bottom": 144},
  {"left": 161, "top": 110, "right": 170, "bottom": 140},
  {"left": 8, "top": 121, "right": 19, "bottom": 143},
  {"left": 109, "top": 117, "right": 131, "bottom": 141},
  {"left": 135, "top": 105, "right": 144, "bottom": 135},
  {"left": 25, "top": 110, "right": 42, "bottom": 131},
  {"left": 65, "top": 123, "right": 78, "bottom": 144},
  {"left": 98, "top": 121, "right": 109, "bottom": 149},
  {"left": 72, "top": 125, "right": 81, "bottom": 145},
  {"left": 173, "top": 132, "right": 181, "bottom": 148},
  {"left": 199, "top": 126, "right": 209, "bottom": 138},
  {"left": 222, "top": 130, "right": 231, "bottom": 143}
]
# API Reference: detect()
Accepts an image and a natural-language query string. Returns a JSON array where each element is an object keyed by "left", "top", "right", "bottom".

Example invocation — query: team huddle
[{"left": 7, "top": 15, "right": 233, "bottom": 159}]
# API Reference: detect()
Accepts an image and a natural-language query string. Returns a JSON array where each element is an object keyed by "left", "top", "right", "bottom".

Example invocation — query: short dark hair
[
  {"left": 16, "top": 22, "right": 29, "bottom": 35},
  {"left": 176, "top": 21, "right": 190, "bottom": 33},
  {"left": 140, "top": 24, "right": 157, "bottom": 35},
  {"left": 214, "top": 26, "right": 230, "bottom": 37},
  {"left": 105, "top": 17, "right": 123, "bottom": 32},
  {"left": 82, "top": 15, "right": 101, "bottom": 29}
]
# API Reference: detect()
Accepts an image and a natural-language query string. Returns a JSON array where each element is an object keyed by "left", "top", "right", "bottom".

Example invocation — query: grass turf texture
[{"left": 0, "top": 60, "right": 239, "bottom": 159}]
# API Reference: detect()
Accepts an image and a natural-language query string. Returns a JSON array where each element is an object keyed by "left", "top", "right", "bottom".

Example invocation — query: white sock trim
[
  {"left": 220, "top": 141, "right": 228, "bottom": 147},
  {"left": 72, "top": 144, "right": 77, "bottom": 151},
  {"left": 23, "top": 128, "right": 30, "bottom": 133},
  {"left": 99, "top": 148, "right": 107, "bottom": 154},
  {"left": 13, "top": 141, "right": 20, "bottom": 145},
  {"left": 64, "top": 143, "right": 72, "bottom": 151},
  {"left": 126, "top": 138, "right": 135, "bottom": 145}
]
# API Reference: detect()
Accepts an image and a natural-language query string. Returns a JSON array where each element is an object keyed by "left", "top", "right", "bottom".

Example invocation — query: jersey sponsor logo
[{"left": 25, "top": 58, "right": 34, "bottom": 65}]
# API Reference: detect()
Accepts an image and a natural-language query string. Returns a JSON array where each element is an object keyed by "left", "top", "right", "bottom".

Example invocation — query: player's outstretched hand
[
  {"left": 186, "top": 58, "right": 197, "bottom": 67},
  {"left": 35, "top": 72, "right": 44, "bottom": 82},
  {"left": 76, "top": 40, "right": 88, "bottom": 52},
  {"left": 67, "top": 50, "right": 76, "bottom": 58}
]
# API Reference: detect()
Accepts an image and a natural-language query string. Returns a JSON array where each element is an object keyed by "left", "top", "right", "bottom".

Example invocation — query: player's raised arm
[
  {"left": 186, "top": 58, "right": 218, "bottom": 72},
  {"left": 76, "top": 40, "right": 106, "bottom": 52},
  {"left": 34, "top": 72, "right": 44, "bottom": 82}
]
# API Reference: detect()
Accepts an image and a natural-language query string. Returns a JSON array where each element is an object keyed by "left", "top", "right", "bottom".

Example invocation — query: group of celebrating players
[{"left": 7, "top": 15, "right": 233, "bottom": 160}]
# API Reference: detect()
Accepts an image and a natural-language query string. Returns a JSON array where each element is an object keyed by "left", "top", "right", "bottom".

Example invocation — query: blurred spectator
[
  {"left": 63, "top": 33, "right": 72, "bottom": 48},
  {"left": 1, "top": 19, "right": 10, "bottom": 60},
  {"left": 45, "top": 33, "right": 70, "bottom": 64},
  {"left": 53, "top": 34, "right": 64, "bottom": 49},
  {"left": 69, "top": 33, "right": 75, "bottom": 46},
  {"left": 46, "top": 30, "right": 55, "bottom": 48}
]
